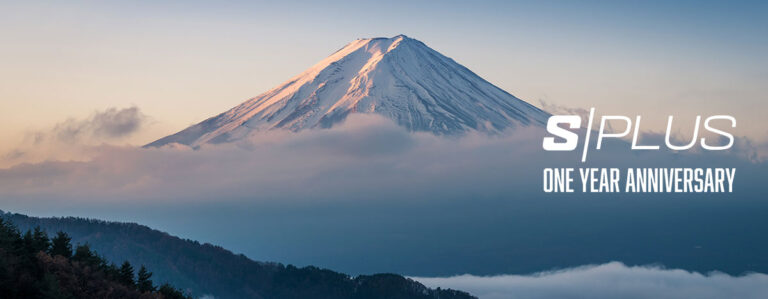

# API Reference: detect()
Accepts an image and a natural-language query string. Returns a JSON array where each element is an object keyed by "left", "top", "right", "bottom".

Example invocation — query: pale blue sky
[{"left": 1, "top": 0, "right": 766, "bottom": 152}]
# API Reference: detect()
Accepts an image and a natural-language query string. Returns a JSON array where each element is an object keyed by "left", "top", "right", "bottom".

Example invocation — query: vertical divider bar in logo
[{"left": 581, "top": 108, "right": 595, "bottom": 163}]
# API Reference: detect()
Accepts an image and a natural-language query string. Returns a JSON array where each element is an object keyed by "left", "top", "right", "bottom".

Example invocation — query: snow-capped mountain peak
[{"left": 147, "top": 35, "right": 549, "bottom": 147}]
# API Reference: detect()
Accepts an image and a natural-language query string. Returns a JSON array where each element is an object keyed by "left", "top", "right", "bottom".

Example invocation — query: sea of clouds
[
  {"left": 1, "top": 107, "right": 765, "bottom": 204},
  {"left": 413, "top": 262, "right": 768, "bottom": 299},
  {"left": 1, "top": 107, "right": 768, "bottom": 297}
]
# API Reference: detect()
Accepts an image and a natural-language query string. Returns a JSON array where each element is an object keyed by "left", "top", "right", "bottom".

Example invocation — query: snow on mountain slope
[{"left": 147, "top": 35, "right": 549, "bottom": 147}]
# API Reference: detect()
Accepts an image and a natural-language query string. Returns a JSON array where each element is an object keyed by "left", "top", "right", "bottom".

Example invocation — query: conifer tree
[
  {"left": 50, "top": 231, "right": 72, "bottom": 258},
  {"left": 119, "top": 261, "right": 135, "bottom": 287},
  {"left": 31, "top": 226, "right": 50, "bottom": 253},
  {"left": 137, "top": 265, "right": 155, "bottom": 292}
]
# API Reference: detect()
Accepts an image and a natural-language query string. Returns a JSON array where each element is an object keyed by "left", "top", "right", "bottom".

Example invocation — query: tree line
[{"left": 0, "top": 217, "right": 191, "bottom": 298}]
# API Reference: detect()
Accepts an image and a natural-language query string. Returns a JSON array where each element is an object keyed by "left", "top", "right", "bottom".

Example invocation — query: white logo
[{"left": 542, "top": 108, "right": 736, "bottom": 162}]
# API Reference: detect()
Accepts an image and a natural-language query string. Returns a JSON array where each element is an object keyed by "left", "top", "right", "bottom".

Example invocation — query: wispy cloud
[
  {"left": 538, "top": 100, "right": 612, "bottom": 132},
  {"left": 49, "top": 106, "right": 147, "bottom": 142},
  {"left": 1, "top": 107, "right": 148, "bottom": 166}
]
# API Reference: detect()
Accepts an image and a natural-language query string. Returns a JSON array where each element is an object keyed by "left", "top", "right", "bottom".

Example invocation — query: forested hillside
[
  {"left": 2, "top": 211, "right": 475, "bottom": 299},
  {"left": 0, "top": 217, "right": 189, "bottom": 299}
]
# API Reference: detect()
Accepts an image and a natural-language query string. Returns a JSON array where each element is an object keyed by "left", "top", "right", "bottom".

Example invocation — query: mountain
[
  {"left": 1, "top": 211, "right": 476, "bottom": 299},
  {"left": 147, "top": 35, "right": 549, "bottom": 147}
]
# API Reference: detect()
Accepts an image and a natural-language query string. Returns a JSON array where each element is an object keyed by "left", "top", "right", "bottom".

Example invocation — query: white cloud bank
[
  {"left": 0, "top": 113, "right": 765, "bottom": 204},
  {"left": 413, "top": 262, "right": 768, "bottom": 299}
]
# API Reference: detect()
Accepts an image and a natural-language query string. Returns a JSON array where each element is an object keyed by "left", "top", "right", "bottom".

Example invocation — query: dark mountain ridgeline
[{"left": 1, "top": 211, "right": 475, "bottom": 299}]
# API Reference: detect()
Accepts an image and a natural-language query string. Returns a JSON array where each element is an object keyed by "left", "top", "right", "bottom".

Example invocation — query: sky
[
  {"left": 1, "top": 0, "right": 767, "bottom": 159},
  {"left": 1, "top": 3, "right": 768, "bottom": 297}
]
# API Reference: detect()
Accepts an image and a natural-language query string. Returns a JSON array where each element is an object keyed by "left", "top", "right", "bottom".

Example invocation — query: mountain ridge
[
  {"left": 147, "top": 35, "right": 549, "bottom": 147},
  {"left": 1, "top": 210, "right": 477, "bottom": 299}
]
